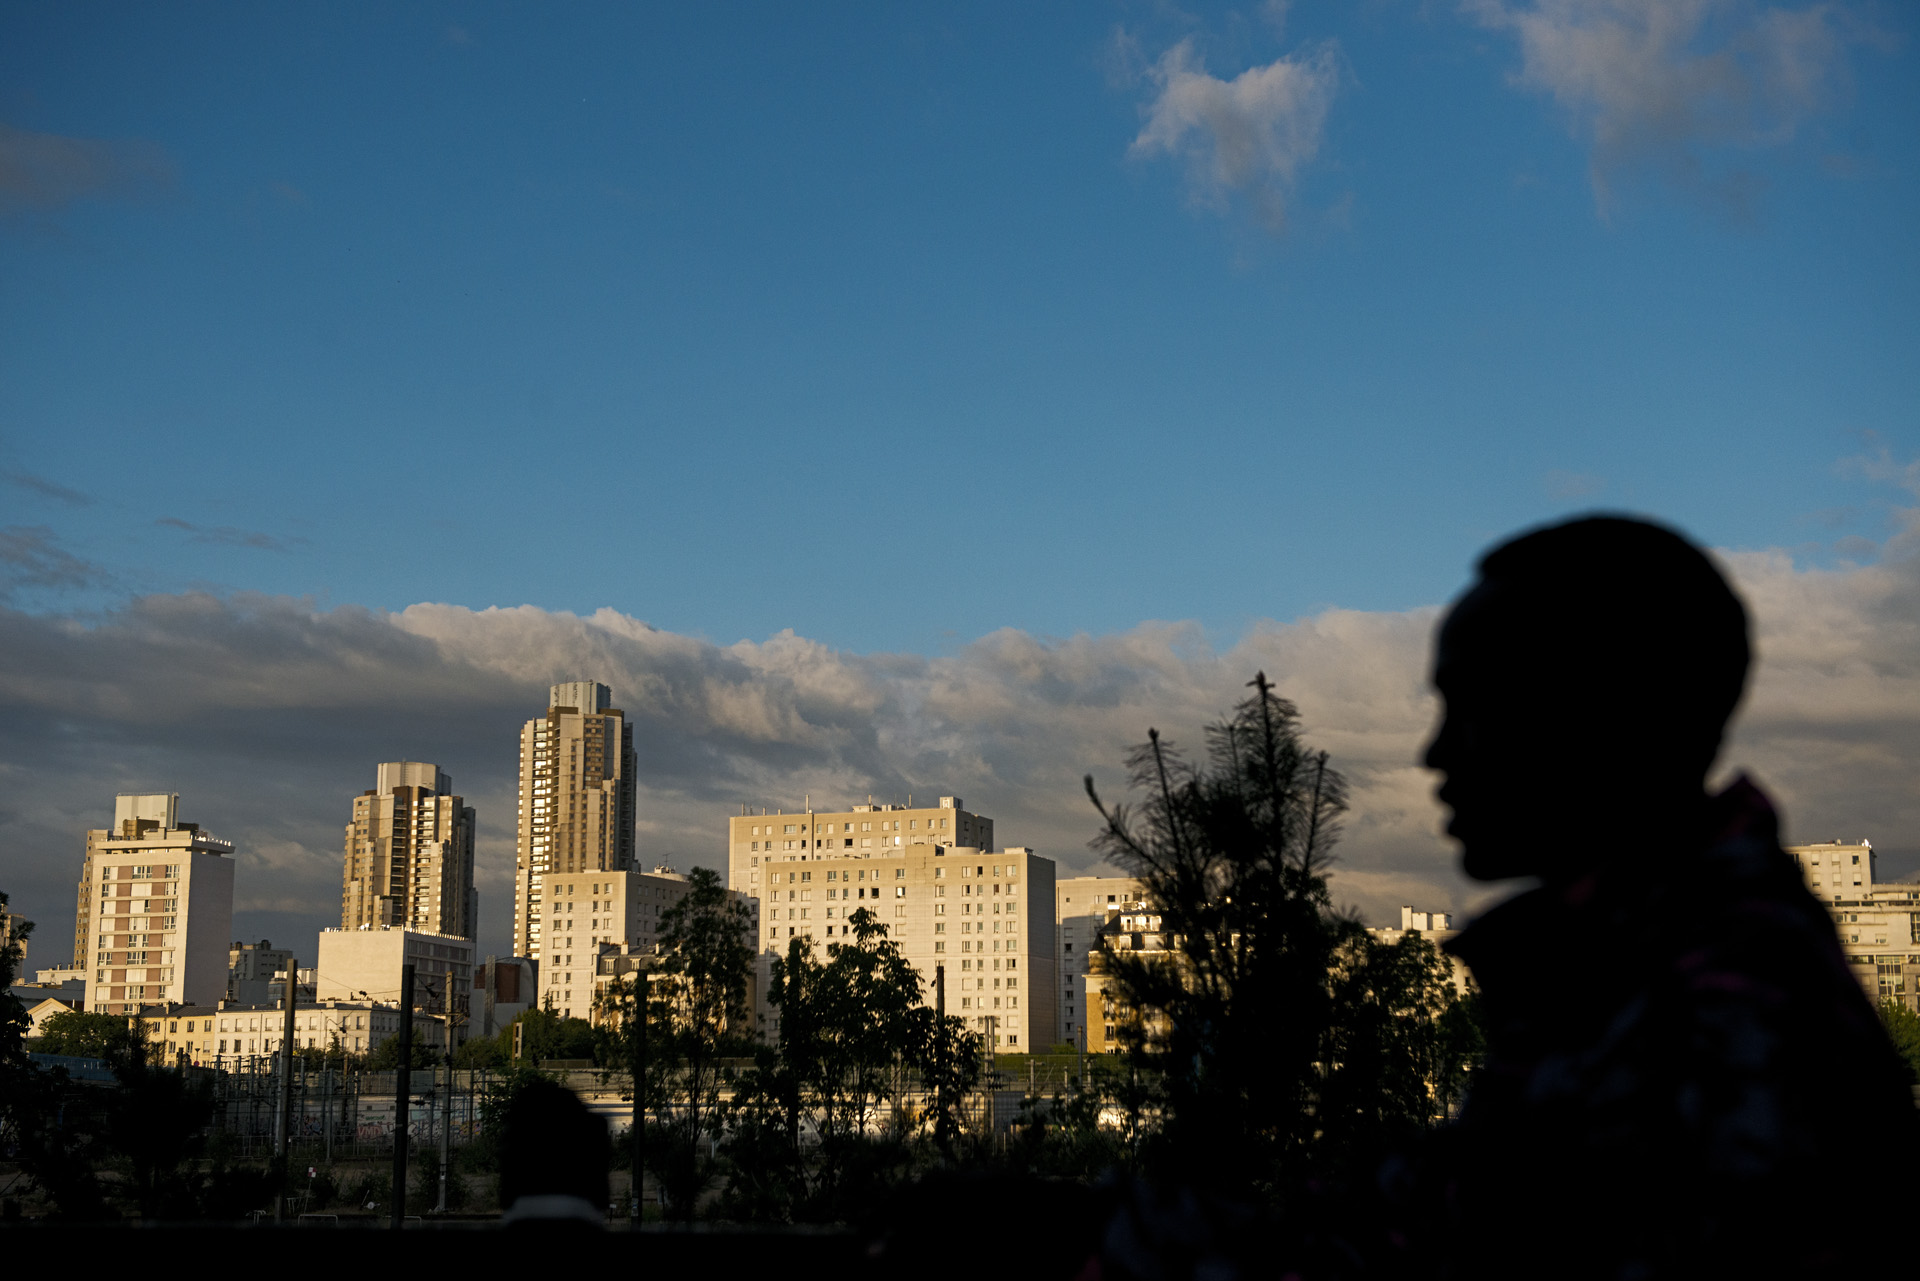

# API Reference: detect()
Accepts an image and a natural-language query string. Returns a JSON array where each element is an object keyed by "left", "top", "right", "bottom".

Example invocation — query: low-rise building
[
  {"left": 316, "top": 925, "right": 474, "bottom": 1036},
  {"left": 25, "top": 996, "right": 78, "bottom": 1039},
  {"left": 150, "top": 998, "right": 452, "bottom": 1066}
]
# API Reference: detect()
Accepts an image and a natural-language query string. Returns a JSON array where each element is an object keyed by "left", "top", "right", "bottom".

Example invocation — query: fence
[{"left": 200, "top": 1052, "right": 1123, "bottom": 1159}]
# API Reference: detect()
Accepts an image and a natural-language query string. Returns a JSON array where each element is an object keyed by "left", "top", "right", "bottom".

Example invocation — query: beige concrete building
[
  {"left": 1367, "top": 906, "right": 1472, "bottom": 998},
  {"left": 341, "top": 761, "right": 477, "bottom": 939},
  {"left": 473, "top": 955, "right": 537, "bottom": 1038},
  {"left": 535, "top": 865, "right": 756, "bottom": 1019},
  {"left": 1084, "top": 901, "right": 1168, "bottom": 1055},
  {"left": 1788, "top": 839, "right": 1920, "bottom": 1011},
  {"left": 228, "top": 939, "right": 294, "bottom": 1004},
  {"left": 726, "top": 799, "right": 1053, "bottom": 1050},
  {"left": 153, "top": 998, "right": 447, "bottom": 1066},
  {"left": 1056, "top": 875, "right": 1145, "bottom": 1049},
  {"left": 76, "top": 794, "right": 235, "bottom": 1018},
  {"left": 315, "top": 926, "right": 474, "bottom": 1035},
  {"left": 514, "top": 681, "right": 638, "bottom": 961}
]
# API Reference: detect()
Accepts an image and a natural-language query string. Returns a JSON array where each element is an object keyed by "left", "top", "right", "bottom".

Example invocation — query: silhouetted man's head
[
  {"left": 499, "top": 1077, "right": 610, "bottom": 1227},
  {"left": 1424, "top": 516, "right": 1750, "bottom": 882}
]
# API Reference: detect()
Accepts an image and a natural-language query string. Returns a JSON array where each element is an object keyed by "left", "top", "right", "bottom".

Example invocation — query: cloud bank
[
  {"left": 1129, "top": 37, "right": 1342, "bottom": 232},
  {"left": 0, "top": 530, "right": 1913, "bottom": 966},
  {"left": 1463, "top": 0, "right": 1852, "bottom": 213}
]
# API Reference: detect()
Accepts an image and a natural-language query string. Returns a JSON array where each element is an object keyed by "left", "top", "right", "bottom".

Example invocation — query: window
[{"left": 895, "top": 886, "right": 906, "bottom": 898}]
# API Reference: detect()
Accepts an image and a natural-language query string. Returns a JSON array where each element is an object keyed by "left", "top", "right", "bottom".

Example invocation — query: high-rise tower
[
  {"left": 341, "top": 762, "right": 478, "bottom": 939},
  {"left": 514, "top": 681, "right": 637, "bottom": 960},
  {"left": 75, "top": 793, "right": 235, "bottom": 1016}
]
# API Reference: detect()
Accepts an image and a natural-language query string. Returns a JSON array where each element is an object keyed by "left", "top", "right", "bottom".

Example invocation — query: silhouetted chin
[{"left": 1460, "top": 838, "right": 1534, "bottom": 882}]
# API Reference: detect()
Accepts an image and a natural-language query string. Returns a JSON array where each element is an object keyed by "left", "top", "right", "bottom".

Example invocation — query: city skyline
[{"left": 1, "top": 4, "right": 1916, "bottom": 966}]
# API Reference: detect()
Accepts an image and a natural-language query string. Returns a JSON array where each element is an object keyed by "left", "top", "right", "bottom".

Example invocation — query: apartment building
[
  {"left": 152, "top": 998, "right": 446, "bottom": 1067},
  {"left": 533, "top": 866, "right": 758, "bottom": 1020},
  {"left": 76, "top": 794, "right": 235, "bottom": 1017},
  {"left": 341, "top": 761, "right": 478, "bottom": 939},
  {"left": 316, "top": 926, "right": 474, "bottom": 1035},
  {"left": 1084, "top": 901, "right": 1167, "bottom": 1055},
  {"left": 1056, "top": 875, "right": 1145, "bottom": 1049},
  {"left": 726, "top": 799, "right": 1053, "bottom": 1050},
  {"left": 473, "top": 955, "right": 538, "bottom": 1038},
  {"left": 228, "top": 939, "right": 295, "bottom": 1004},
  {"left": 1367, "top": 906, "right": 1472, "bottom": 997},
  {"left": 1789, "top": 839, "right": 1920, "bottom": 1011},
  {"left": 514, "top": 681, "right": 638, "bottom": 960}
]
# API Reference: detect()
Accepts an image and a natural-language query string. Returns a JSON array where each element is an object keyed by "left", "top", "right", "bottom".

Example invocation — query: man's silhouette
[{"left": 1423, "top": 516, "right": 1915, "bottom": 1277}]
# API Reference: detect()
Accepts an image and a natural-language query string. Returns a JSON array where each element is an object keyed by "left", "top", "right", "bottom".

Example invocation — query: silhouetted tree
[
  {"left": 1086, "top": 673, "right": 1353, "bottom": 1196},
  {"left": 608, "top": 865, "right": 755, "bottom": 1219}
]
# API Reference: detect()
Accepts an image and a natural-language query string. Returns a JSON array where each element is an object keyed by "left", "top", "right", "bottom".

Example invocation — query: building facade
[
  {"left": 534, "top": 865, "right": 709, "bottom": 1019},
  {"left": 514, "top": 681, "right": 638, "bottom": 960},
  {"left": 151, "top": 998, "right": 447, "bottom": 1067},
  {"left": 725, "top": 799, "right": 1053, "bottom": 1051},
  {"left": 472, "top": 955, "right": 537, "bottom": 1038},
  {"left": 1789, "top": 839, "right": 1920, "bottom": 1011},
  {"left": 76, "top": 794, "right": 235, "bottom": 1017},
  {"left": 315, "top": 926, "right": 474, "bottom": 1037},
  {"left": 228, "top": 939, "right": 295, "bottom": 1004},
  {"left": 1055, "top": 875, "right": 1145, "bottom": 1049},
  {"left": 341, "top": 761, "right": 477, "bottom": 939}
]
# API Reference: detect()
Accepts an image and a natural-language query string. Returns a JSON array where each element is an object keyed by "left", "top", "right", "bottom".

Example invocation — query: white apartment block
[
  {"left": 316, "top": 926, "right": 474, "bottom": 1035},
  {"left": 533, "top": 866, "right": 759, "bottom": 1021},
  {"left": 77, "top": 794, "right": 235, "bottom": 1017},
  {"left": 150, "top": 999, "right": 445, "bottom": 1067},
  {"left": 342, "top": 761, "right": 477, "bottom": 939},
  {"left": 1055, "top": 875, "right": 1145, "bottom": 1050},
  {"left": 515, "top": 681, "right": 638, "bottom": 961},
  {"left": 726, "top": 799, "right": 1053, "bottom": 1051},
  {"left": 1789, "top": 839, "right": 1920, "bottom": 1011},
  {"left": 228, "top": 939, "right": 294, "bottom": 1004}
]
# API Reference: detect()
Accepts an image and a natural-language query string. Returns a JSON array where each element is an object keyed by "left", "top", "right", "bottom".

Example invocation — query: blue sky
[
  {"left": 4, "top": 2, "right": 1915, "bottom": 655},
  {"left": 4, "top": 3, "right": 1918, "bottom": 957}
]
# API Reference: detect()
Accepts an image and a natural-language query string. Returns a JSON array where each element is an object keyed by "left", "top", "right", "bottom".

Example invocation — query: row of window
[{"left": 750, "top": 819, "right": 954, "bottom": 836}]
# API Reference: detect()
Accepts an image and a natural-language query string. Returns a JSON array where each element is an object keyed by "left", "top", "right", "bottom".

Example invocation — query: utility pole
[
  {"left": 391, "top": 963, "right": 414, "bottom": 1231},
  {"left": 273, "top": 956, "right": 298, "bottom": 1223},
  {"left": 629, "top": 968, "right": 648, "bottom": 1224},
  {"left": 934, "top": 965, "right": 946, "bottom": 1157},
  {"left": 436, "top": 985, "right": 458, "bottom": 1214}
]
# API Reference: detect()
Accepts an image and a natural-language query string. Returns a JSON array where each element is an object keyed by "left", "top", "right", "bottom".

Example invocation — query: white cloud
[
  {"left": 1463, "top": 0, "right": 1850, "bottom": 212},
  {"left": 1129, "top": 37, "right": 1342, "bottom": 232},
  {"left": 0, "top": 514, "right": 1914, "bottom": 964}
]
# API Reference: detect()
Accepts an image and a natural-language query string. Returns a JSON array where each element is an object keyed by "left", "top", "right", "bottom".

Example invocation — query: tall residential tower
[
  {"left": 75, "top": 793, "right": 235, "bottom": 1016},
  {"left": 341, "top": 761, "right": 477, "bottom": 938},
  {"left": 514, "top": 681, "right": 637, "bottom": 960}
]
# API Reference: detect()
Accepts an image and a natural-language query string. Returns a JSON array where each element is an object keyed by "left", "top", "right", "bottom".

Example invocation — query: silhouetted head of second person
[{"left": 1424, "top": 516, "right": 1750, "bottom": 883}]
